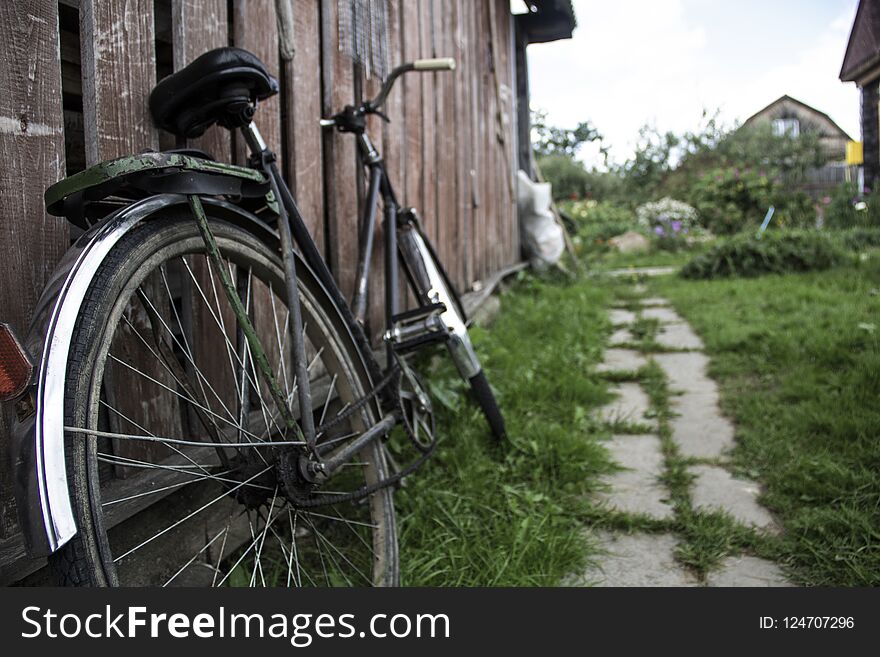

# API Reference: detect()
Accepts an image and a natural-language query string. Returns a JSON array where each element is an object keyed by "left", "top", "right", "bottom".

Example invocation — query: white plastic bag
[{"left": 516, "top": 170, "right": 564, "bottom": 267}]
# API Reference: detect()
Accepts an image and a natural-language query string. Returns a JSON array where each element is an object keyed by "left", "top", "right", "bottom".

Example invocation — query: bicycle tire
[
  {"left": 50, "top": 210, "right": 398, "bottom": 587},
  {"left": 467, "top": 370, "right": 507, "bottom": 442}
]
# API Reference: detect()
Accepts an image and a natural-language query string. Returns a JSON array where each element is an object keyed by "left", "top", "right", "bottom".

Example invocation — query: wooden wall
[{"left": 0, "top": 0, "right": 518, "bottom": 581}]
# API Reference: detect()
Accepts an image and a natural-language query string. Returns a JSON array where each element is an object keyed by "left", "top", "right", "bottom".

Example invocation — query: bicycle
[{"left": 3, "top": 47, "right": 505, "bottom": 587}]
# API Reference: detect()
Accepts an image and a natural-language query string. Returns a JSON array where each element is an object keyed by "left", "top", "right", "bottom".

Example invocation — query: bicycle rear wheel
[{"left": 51, "top": 211, "right": 398, "bottom": 586}]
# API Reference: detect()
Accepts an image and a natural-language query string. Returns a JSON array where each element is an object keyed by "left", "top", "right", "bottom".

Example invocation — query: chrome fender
[{"left": 13, "top": 194, "right": 278, "bottom": 556}]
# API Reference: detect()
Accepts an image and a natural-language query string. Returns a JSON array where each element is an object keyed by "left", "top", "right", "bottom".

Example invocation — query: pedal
[
  {"left": 390, "top": 331, "right": 449, "bottom": 353},
  {"left": 384, "top": 303, "right": 449, "bottom": 353}
]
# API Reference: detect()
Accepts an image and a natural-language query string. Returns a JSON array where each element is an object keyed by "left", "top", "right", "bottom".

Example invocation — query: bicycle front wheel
[{"left": 51, "top": 211, "right": 398, "bottom": 586}]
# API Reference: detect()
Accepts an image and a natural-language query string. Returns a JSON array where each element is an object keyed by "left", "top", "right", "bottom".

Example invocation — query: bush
[
  {"left": 681, "top": 231, "right": 844, "bottom": 279},
  {"left": 537, "top": 154, "right": 591, "bottom": 200},
  {"left": 635, "top": 197, "right": 698, "bottom": 251},
  {"left": 835, "top": 226, "right": 880, "bottom": 251},
  {"left": 559, "top": 200, "right": 636, "bottom": 253},
  {"left": 688, "top": 167, "right": 815, "bottom": 235},
  {"left": 823, "top": 183, "right": 880, "bottom": 230}
]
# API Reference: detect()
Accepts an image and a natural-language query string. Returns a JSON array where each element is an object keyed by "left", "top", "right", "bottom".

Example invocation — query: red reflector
[{"left": 0, "top": 323, "right": 33, "bottom": 402}]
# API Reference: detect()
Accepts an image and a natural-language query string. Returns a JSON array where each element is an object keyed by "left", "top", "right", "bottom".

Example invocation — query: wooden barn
[
  {"left": 841, "top": 0, "right": 880, "bottom": 191},
  {"left": 0, "top": 1, "right": 575, "bottom": 583}
]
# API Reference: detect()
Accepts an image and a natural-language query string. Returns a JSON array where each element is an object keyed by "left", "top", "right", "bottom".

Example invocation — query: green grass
[
  {"left": 585, "top": 248, "right": 696, "bottom": 272},
  {"left": 396, "top": 271, "right": 617, "bottom": 585},
  {"left": 652, "top": 255, "right": 880, "bottom": 585}
]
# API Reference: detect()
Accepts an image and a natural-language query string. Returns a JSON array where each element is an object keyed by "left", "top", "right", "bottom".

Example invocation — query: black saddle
[{"left": 150, "top": 47, "right": 279, "bottom": 138}]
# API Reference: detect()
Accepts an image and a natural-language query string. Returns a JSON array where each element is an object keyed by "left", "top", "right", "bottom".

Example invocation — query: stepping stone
[
  {"left": 654, "top": 352, "right": 713, "bottom": 394},
  {"left": 655, "top": 322, "right": 704, "bottom": 350},
  {"left": 667, "top": 391, "right": 735, "bottom": 459},
  {"left": 706, "top": 556, "right": 791, "bottom": 587},
  {"left": 641, "top": 306, "right": 682, "bottom": 323},
  {"left": 689, "top": 464, "right": 778, "bottom": 531},
  {"left": 633, "top": 283, "right": 648, "bottom": 294},
  {"left": 606, "top": 266, "right": 677, "bottom": 278},
  {"left": 609, "top": 327, "right": 633, "bottom": 345},
  {"left": 577, "top": 532, "right": 699, "bottom": 587},
  {"left": 597, "top": 348, "right": 646, "bottom": 373},
  {"left": 639, "top": 297, "right": 669, "bottom": 307},
  {"left": 599, "top": 383, "right": 653, "bottom": 426},
  {"left": 609, "top": 309, "right": 637, "bottom": 325},
  {"left": 597, "top": 435, "right": 673, "bottom": 519}
]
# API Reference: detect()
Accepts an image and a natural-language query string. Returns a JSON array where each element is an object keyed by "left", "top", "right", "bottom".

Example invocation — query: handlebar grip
[{"left": 413, "top": 57, "right": 456, "bottom": 71}]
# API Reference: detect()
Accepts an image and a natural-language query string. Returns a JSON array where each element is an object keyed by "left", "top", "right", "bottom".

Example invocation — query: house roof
[
  {"left": 742, "top": 95, "right": 854, "bottom": 141},
  {"left": 516, "top": 0, "right": 577, "bottom": 44},
  {"left": 840, "top": 0, "right": 880, "bottom": 83}
]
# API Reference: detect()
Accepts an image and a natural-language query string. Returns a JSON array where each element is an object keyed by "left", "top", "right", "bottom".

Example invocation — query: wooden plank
[
  {"left": 0, "top": 1, "right": 69, "bottom": 542},
  {"left": 171, "top": 0, "right": 237, "bottom": 425},
  {"left": 281, "top": 0, "right": 325, "bottom": 248},
  {"left": 320, "top": 0, "right": 359, "bottom": 298},
  {"left": 418, "top": 1, "right": 437, "bottom": 244},
  {"left": 80, "top": 0, "right": 182, "bottom": 472},
  {"left": 80, "top": 0, "right": 159, "bottom": 161},
  {"left": 382, "top": 0, "right": 406, "bottom": 192},
  {"left": 487, "top": 0, "right": 501, "bottom": 276},
  {"left": 434, "top": 0, "right": 457, "bottom": 290},
  {"left": 453, "top": 0, "right": 472, "bottom": 289},
  {"left": 401, "top": 1, "right": 422, "bottom": 216},
  {"left": 399, "top": 0, "right": 423, "bottom": 313},
  {"left": 172, "top": 0, "right": 231, "bottom": 161},
  {"left": 382, "top": 0, "right": 413, "bottom": 316},
  {"left": 231, "top": 1, "right": 284, "bottom": 415},
  {"left": 496, "top": 0, "right": 517, "bottom": 267},
  {"left": 232, "top": 0, "right": 282, "bottom": 165},
  {"left": 491, "top": 0, "right": 509, "bottom": 270},
  {"left": 475, "top": 1, "right": 491, "bottom": 281},
  {"left": 461, "top": 0, "right": 476, "bottom": 287}
]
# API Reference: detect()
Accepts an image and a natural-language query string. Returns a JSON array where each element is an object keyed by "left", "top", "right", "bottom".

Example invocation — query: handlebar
[
  {"left": 368, "top": 58, "right": 456, "bottom": 112},
  {"left": 321, "top": 57, "right": 457, "bottom": 128},
  {"left": 413, "top": 58, "right": 456, "bottom": 71}
]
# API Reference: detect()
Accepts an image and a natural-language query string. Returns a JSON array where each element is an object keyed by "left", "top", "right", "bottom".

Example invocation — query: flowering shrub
[
  {"left": 688, "top": 167, "right": 814, "bottom": 234},
  {"left": 635, "top": 197, "right": 698, "bottom": 250}
]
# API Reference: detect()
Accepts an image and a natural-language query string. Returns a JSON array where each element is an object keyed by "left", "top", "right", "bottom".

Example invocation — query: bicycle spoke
[
  {"left": 113, "top": 465, "right": 273, "bottom": 564},
  {"left": 163, "top": 527, "right": 228, "bottom": 587}
]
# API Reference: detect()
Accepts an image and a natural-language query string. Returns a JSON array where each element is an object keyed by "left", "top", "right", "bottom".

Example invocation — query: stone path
[{"left": 575, "top": 292, "right": 790, "bottom": 587}]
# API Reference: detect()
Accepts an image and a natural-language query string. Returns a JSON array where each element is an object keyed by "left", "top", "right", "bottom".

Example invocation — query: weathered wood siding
[{"left": 0, "top": 0, "right": 519, "bottom": 581}]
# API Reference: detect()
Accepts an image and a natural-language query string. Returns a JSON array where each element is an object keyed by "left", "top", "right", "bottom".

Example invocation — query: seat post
[{"left": 241, "top": 121, "right": 268, "bottom": 158}]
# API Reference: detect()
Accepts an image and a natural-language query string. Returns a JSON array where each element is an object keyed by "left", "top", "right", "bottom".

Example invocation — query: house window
[{"left": 772, "top": 117, "right": 800, "bottom": 137}]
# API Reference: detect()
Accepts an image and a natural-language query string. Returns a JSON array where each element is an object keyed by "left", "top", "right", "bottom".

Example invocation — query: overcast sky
[{"left": 524, "top": 0, "right": 862, "bottom": 168}]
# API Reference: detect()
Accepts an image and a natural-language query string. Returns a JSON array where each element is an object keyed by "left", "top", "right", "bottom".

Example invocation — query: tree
[{"left": 531, "top": 108, "right": 607, "bottom": 161}]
